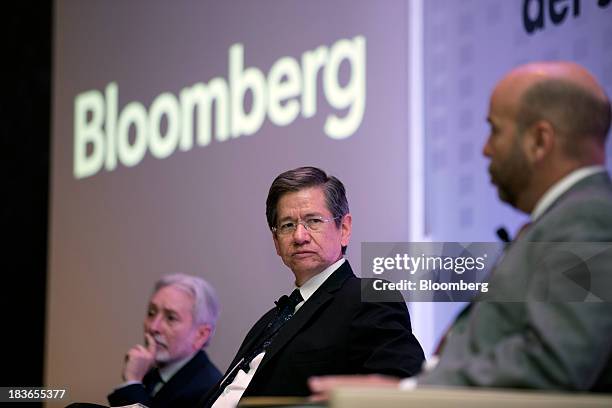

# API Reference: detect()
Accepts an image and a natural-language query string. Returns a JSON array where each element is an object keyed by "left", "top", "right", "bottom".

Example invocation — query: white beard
[
  {"left": 152, "top": 334, "right": 171, "bottom": 363},
  {"left": 154, "top": 348, "right": 171, "bottom": 364}
]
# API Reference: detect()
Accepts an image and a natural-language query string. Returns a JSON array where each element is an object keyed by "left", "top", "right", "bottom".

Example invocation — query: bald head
[
  {"left": 503, "top": 62, "right": 608, "bottom": 100},
  {"left": 484, "top": 62, "right": 611, "bottom": 213},
  {"left": 498, "top": 62, "right": 611, "bottom": 160}
]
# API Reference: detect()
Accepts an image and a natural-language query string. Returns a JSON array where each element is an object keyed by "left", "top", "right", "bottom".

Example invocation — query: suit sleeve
[
  {"left": 418, "top": 302, "right": 612, "bottom": 389},
  {"left": 418, "top": 203, "right": 612, "bottom": 390},
  {"left": 108, "top": 383, "right": 152, "bottom": 407}
]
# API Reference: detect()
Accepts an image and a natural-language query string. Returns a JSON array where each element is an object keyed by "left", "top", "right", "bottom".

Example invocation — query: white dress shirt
[{"left": 530, "top": 165, "right": 605, "bottom": 221}]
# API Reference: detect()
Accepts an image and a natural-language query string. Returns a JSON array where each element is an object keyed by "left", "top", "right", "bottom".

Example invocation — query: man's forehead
[
  {"left": 276, "top": 187, "right": 331, "bottom": 217},
  {"left": 148, "top": 300, "right": 193, "bottom": 321},
  {"left": 491, "top": 64, "right": 553, "bottom": 111},
  {"left": 150, "top": 285, "right": 194, "bottom": 309},
  {"left": 149, "top": 299, "right": 177, "bottom": 311},
  {"left": 279, "top": 186, "right": 325, "bottom": 203},
  {"left": 488, "top": 80, "right": 523, "bottom": 120}
]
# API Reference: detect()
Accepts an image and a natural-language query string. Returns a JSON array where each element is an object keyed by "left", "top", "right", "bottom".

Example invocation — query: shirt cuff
[{"left": 114, "top": 380, "right": 143, "bottom": 391}]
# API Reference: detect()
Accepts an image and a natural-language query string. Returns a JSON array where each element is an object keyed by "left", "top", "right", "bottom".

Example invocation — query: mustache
[{"left": 151, "top": 333, "right": 168, "bottom": 348}]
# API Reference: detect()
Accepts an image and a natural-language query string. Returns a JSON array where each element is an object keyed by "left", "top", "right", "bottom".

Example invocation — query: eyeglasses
[{"left": 272, "top": 216, "right": 341, "bottom": 235}]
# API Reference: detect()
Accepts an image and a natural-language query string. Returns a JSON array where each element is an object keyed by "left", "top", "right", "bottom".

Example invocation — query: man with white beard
[{"left": 108, "top": 274, "right": 222, "bottom": 407}]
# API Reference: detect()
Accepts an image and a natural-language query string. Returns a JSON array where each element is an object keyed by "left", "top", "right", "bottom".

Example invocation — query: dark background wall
[{"left": 2, "top": 2, "right": 51, "bottom": 406}]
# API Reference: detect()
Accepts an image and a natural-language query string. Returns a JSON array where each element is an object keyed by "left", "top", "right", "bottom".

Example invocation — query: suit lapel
[
  {"left": 256, "top": 261, "right": 353, "bottom": 370},
  {"left": 225, "top": 309, "right": 277, "bottom": 373},
  {"left": 153, "top": 351, "right": 202, "bottom": 405}
]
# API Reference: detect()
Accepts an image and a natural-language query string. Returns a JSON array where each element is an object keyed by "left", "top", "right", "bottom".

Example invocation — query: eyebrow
[
  {"left": 148, "top": 303, "right": 180, "bottom": 316},
  {"left": 278, "top": 212, "right": 325, "bottom": 221}
]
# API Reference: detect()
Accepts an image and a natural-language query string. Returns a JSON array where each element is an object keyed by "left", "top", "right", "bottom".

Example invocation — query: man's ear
[
  {"left": 340, "top": 213, "right": 352, "bottom": 248},
  {"left": 525, "top": 120, "right": 555, "bottom": 163},
  {"left": 193, "top": 324, "right": 212, "bottom": 350}
]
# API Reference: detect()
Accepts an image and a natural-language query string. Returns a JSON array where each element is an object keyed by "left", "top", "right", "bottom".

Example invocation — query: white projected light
[{"left": 73, "top": 35, "right": 367, "bottom": 179}]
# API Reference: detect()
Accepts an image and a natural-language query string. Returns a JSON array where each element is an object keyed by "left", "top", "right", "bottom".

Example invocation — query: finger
[
  {"left": 144, "top": 333, "right": 157, "bottom": 354},
  {"left": 125, "top": 346, "right": 141, "bottom": 360},
  {"left": 125, "top": 345, "right": 144, "bottom": 358},
  {"left": 308, "top": 376, "right": 334, "bottom": 392}
]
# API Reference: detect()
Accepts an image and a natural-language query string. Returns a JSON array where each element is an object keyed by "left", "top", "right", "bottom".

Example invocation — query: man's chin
[
  {"left": 495, "top": 186, "right": 518, "bottom": 207},
  {"left": 489, "top": 179, "right": 510, "bottom": 204},
  {"left": 291, "top": 262, "right": 328, "bottom": 279},
  {"left": 496, "top": 188, "right": 508, "bottom": 202},
  {"left": 292, "top": 256, "right": 319, "bottom": 267},
  {"left": 291, "top": 251, "right": 319, "bottom": 260},
  {"left": 154, "top": 350, "right": 171, "bottom": 364}
]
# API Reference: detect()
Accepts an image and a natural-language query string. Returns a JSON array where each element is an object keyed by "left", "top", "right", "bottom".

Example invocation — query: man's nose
[
  {"left": 482, "top": 138, "right": 492, "bottom": 158},
  {"left": 292, "top": 222, "right": 311, "bottom": 243},
  {"left": 146, "top": 315, "right": 162, "bottom": 332}
]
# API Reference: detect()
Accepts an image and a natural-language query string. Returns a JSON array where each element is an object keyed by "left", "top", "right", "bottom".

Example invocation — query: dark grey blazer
[{"left": 419, "top": 172, "right": 612, "bottom": 391}]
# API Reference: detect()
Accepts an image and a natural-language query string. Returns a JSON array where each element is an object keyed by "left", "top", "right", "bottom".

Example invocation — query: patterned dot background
[
  {"left": 423, "top": 0, "right": 612, "bottom": 242},
  {"left": 419, "top": 0, "right": 612, "bottom": 349}
]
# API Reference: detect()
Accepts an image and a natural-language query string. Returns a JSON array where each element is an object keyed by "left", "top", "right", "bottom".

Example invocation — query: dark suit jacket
[
  {"left": 203, "top": 261, "right": 424, "bottom": 406},
  {"left": 108, "top": 349, "right": 221, "bottom": 407},
  {"left": 419, "top": 171, "right": 612, "bottom": 391}
]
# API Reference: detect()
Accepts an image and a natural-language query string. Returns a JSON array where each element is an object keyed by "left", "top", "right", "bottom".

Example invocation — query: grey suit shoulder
[{"left": 418, "top": 172, "right": 612, "bottom": 391}]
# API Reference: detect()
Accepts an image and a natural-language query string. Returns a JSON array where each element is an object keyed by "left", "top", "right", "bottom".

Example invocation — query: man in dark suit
[
  {"left": 108, "top": 274, "right": 222, "bottom": 407},
  {"left": 309, "top": 61, "right": 612, "bottom": 394},
  {"left": 204, "top": 167, "right": 424, "bottom": 407}
]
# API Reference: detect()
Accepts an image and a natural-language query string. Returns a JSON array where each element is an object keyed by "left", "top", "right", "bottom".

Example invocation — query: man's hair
[
  {"left": 516, "top": 78, "right": 611, "bottom": 159},
  {"left": 266, "top": 166, "right": 350, "bottom": 253},
  {"left": 153, "top": 273, "right": 219, "bottom": 346}
]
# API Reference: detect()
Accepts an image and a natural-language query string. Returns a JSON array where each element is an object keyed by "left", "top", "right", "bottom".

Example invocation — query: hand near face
[
  {"left": 308, "top": 374, "right": 400, "bottom": 401},
  {"left": 122, "top": 332, "right": 157, "bottom": 382}
]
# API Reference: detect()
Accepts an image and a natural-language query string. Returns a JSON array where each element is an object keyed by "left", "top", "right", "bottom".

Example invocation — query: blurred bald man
[{"left": 309, "top": 61, "right": 612, "bottom": 395}]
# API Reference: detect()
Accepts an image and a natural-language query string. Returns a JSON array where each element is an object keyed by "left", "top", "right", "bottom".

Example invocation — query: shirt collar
[
  {"left": 293, "top": 257, "right": 345, "bottom": 310},
  {"left": 158, "top": 351, "right": 198, "bottom": 383},
  {"left": 531, "top": 165, "right": 606, "bottom": 221}
]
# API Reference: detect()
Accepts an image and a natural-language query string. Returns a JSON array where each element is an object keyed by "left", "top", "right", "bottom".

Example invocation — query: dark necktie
[
  {"left": 211, "top": 289, "right": 303, "bottom": 401},
  {"left": 261, "top": 288, "right": 304, "bottom": 348},
  {"left": 144, "top": 368, "right": 164, "bottom": 397}
]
